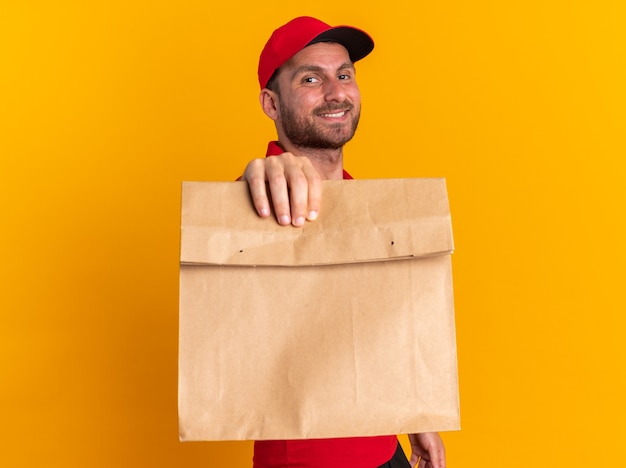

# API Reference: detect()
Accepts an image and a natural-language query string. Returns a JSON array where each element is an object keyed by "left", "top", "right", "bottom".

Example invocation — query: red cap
[{"left": 258, "top": 16, "right": 374, "bottom": 89}]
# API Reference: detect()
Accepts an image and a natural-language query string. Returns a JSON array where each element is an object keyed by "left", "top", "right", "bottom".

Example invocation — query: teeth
[{"left": 321, "top": 111, "right": 345, "bottom": 118}]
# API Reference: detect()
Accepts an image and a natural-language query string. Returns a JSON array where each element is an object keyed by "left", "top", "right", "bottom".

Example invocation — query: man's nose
[{"left": 323, "top": 79, "right": 347, "bottom": 102}]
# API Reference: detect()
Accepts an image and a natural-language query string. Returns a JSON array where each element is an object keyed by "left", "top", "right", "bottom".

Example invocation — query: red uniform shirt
[{"left": 252, "top": 142, "right": 398, "bottom": 468}]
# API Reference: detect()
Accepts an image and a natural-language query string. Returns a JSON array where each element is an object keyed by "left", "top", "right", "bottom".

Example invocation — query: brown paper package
[{"left": 179, "top": 179, "right": 459, "bottom": 441}]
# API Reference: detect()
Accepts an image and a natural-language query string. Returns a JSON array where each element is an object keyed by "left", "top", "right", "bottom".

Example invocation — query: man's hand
[
  {"left": 408, "top": 433, "right": 445, "bottom": 468},
  {"left": 242, "top": 152, "right": 322, "bottom": 227}
]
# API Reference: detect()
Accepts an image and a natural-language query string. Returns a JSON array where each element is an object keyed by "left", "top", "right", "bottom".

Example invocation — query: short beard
[{"left": 279, "top": 101, "right": 360, "bottom": 150}]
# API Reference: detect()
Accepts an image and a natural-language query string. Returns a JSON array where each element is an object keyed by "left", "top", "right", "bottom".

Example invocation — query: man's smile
[{"left": 319, "top": 110, "right": 347, "bottom": 118}]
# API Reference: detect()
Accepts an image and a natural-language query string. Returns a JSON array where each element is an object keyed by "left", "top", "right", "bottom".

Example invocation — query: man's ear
[{"left": 260, "top": 89, "right": 279, "bottom": 121}]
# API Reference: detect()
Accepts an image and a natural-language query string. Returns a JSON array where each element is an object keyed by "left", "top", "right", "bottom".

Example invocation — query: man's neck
[{"left": 279, "top": 141, "right": 345, "bottom": 181}]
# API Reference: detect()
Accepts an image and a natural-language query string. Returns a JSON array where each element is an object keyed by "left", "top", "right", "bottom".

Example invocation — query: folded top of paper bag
[{"left": 180, "top": 178, "right": 453, "bottom": 267}]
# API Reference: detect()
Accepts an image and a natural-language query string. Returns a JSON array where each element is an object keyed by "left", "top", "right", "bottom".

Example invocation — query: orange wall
[{"left": 2, "top": 1, "right": 625, "bottom": 466}]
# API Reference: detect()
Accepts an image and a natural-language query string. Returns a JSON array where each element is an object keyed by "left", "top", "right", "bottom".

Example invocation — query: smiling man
[{"left": 242, "top": 17, "right": 446, "bottom": 468}]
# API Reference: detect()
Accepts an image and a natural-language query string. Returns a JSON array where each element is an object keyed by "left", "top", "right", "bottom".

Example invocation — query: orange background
[{"left": 2, "top": 1, "right": 625, "bottom": 466}]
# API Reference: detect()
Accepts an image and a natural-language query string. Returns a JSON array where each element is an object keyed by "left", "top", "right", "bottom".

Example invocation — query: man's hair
[{"left": 265, "top": 70, "right": 280, "bottom": 94}]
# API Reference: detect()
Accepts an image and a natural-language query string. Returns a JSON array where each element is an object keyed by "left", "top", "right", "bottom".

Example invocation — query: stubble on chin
[{"left": 280, "top": 102, "right": 360, "bottom": 150}]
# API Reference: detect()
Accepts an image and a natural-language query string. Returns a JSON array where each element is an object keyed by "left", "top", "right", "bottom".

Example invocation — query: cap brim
[{"left": 308, "top": 26, "right": 374, "bottom": 63}]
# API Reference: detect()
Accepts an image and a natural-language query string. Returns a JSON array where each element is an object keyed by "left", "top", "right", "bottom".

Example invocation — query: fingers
[
  {"left": 430, "top": 446, "right": 445, "bottom": 468},
  {"left": 283, "top": 159, "right": 322, "bottom": 225},
  {"left": 242, "top": 153, "right": 322, "bottom": 226},
  {"left": 418, "top": 433, "right": 445, "bottom": 468},
  {"left": 302, "top": 162, "right": 322, "bottom": 221},
  {"left": 242, "top": 158, "right": 272, "bottom": 218},
  {"left": 268, "top": 154, "right": 305, "bottom": 226},
  {"left": 409, "top": 433, "right": 445, "bottom": 468}
]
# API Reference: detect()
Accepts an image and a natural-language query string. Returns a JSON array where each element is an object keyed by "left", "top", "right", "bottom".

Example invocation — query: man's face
[{"left": 274, "top": 42, "right": 361, "bottom": 150}]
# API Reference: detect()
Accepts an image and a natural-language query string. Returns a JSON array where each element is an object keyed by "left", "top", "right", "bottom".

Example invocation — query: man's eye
[
  {"left": 304, "top": 77, "right": 319, "bottom": 83},
  {"left": 338, "top": 74, "right": 351, "bottom": 80}
]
